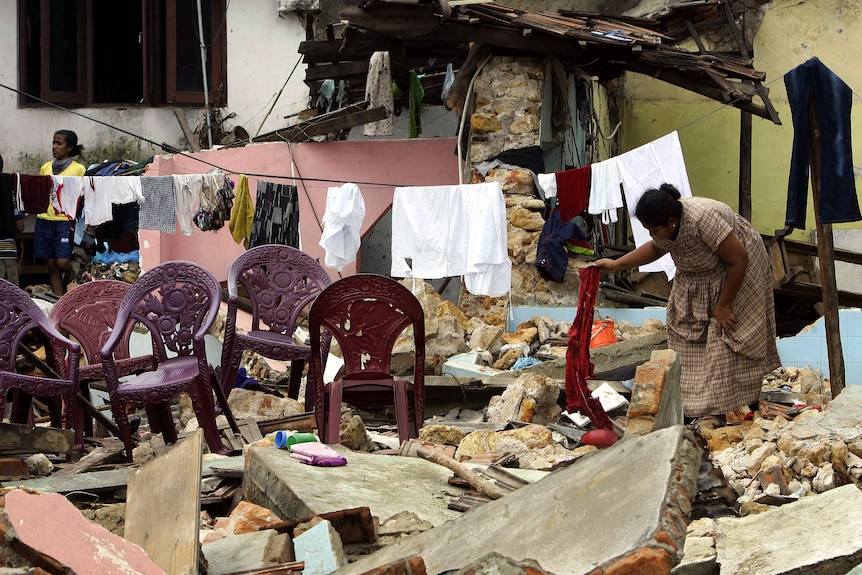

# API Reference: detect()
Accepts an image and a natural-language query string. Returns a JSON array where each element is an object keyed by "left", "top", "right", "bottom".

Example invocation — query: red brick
[
  {"left": 605, "top": 547, "right": 673, "bottom": 575},
  {"left": 653, "top": 530, "right": 677, "bottom": 552},
  {"left": 357, "top": 555, "right": 427, "bottom": 575}
]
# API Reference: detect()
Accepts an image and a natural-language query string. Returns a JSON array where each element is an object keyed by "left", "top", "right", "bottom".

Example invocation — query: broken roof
[{"left": 299, "top": 0, "right": 779, "bottom": 123}]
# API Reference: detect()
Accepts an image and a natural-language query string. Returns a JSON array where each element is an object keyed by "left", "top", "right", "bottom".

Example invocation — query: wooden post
[
  {"left": 739, "top": 112, "right": 752, "bottom": 221},
  {"left": 808, "top": 96, "right": 846, "bottom": 397}
]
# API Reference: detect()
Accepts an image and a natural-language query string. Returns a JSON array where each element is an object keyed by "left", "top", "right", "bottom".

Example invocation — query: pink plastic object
[
  {"left": 308, "top": 274, "right": 425, "bottom": 445},
  {"left": 100, "top": 261, "right": 239, "bottom": 461},
  {"left": 289, "top": 441, "right": 347, "bottom": 466},
  {"left": 0, "top": 279, "right": 83, "bottom": 451},
  {"left": 50, "top": 280, "right": 155, "bottom": 438},
  {"left": 221, "top": 245, "right": 333, "bottom": 402}
]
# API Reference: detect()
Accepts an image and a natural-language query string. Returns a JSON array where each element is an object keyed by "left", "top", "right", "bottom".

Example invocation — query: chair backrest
[
  {"left": 0, "top": 278, "right": 79, "bottom": 376},
  {"left": 309, "top": 274, "right": 425, "bottom": 381},
  {"left": 109, "top": 261, "right": 221, "bottom": 362},
  {"left": 227, "top": 245, "right": 332, "bottom": 335},
  {"left": 49, "top": 280, "right": 134, "bottom": 372}
]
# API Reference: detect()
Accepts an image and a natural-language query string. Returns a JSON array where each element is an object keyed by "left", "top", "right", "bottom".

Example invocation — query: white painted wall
[{"left": 0, "top": 1, "right": 309, "bottom": 171}]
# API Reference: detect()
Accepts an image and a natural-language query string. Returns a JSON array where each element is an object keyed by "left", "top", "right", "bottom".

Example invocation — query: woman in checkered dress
[{"left": 592, "top": 184, "right": 780, "bottom": 420}]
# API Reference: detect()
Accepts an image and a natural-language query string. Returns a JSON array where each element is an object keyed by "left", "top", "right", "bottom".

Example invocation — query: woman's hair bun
[{"left": 659, "top": 183, "right": 682, "bottom": 200}]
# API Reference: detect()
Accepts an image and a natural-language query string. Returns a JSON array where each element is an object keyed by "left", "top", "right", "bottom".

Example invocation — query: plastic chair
[
  {"left": 0, "top": 279, "right": 83, "bottom": 451},
  {"left": 221, "top": 245, "right": 332, "bottom": 404},
  {"left": 308, "top": 274, "right": 425, "bottom": 444},
  {"left": 100, "top": 261, "right": 239, "bottom": 461},
  {"left": 49, "top": 280, "right": 156, "bottom": 437}
]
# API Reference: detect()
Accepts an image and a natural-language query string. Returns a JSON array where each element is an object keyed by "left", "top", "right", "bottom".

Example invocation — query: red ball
[{"left": 581, "top": 429, "right": 619, "bottom": 448}]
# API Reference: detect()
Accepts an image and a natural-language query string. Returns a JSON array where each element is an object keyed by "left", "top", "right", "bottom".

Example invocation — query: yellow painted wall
[{"left": 619, "top": 0, "right": 862, "bottom": 240}]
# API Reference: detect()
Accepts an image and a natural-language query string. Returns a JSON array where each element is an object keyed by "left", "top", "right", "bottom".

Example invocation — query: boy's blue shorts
[{"left": 34, "top": 218, "right": 74, "bottom": 260}]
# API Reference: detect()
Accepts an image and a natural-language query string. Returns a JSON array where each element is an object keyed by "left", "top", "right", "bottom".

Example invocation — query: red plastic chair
[
  {"left": 49, "top": 280, "right": 155, "bottom": 437},
  {"left": 308, "top": 274, "right": 425, "bottom": 444},
  {"left": 0, "top": 279, "right": 83, "bottom": 451},
  {"left": 221, "top": 245, "right": 332, "bottom": 403},
  {"left": 100, "top": 261, "right": 239, "bottom": 461}
]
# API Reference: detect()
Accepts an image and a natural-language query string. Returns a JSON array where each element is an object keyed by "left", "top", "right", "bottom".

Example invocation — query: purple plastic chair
[
  {"left": 221, "top": 245, "right": 332, "bottom": 404},
  {"left": 308, "top": 274, "right": 425, "bottom": 445},
  {"left": 0, "top": 279, "right": 83, "bottom": 451},
  {"left": 49, "top": 280, "right": 156, "bottom": 437},
  {"left": 100, "top": 261, "right": 239, "bottom": 461}
]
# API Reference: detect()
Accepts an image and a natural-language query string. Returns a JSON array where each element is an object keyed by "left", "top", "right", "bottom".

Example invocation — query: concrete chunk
[
  {"left": 243, "top": 445, "right": 463, "bottom": 527},
  {"left": 715, "top": 484, "right": 862, "bottom": 575},
  {"left": 202, "top": 529, "right": 293, "bottom": 575},
  {"left": 293, "top": 519, "right": 347, "bottom": 575},
  {"left": 337, "top": 426, "right": 700, "bottom": 575}
]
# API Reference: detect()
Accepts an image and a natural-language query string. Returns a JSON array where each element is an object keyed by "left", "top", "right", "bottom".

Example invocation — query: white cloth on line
[
  {"left": 319, "top": 183, "right": 366, "bottom": 272},
  {"left": 617, "top": 130, "right": 692, "bottom": 279},
  {"left": 83, "top": 177, "right": 114, "bottom": 226},
  {"left": 587, "top": 157, "right": 624, "bottom": 225},
  {"left": 391, "top": 182, "right": 510, "bottom": 297},
  {"left": 172, "top": 174, "right": 203, "bottom": 236},
  {"left": 106, "top": 176, "right": 144, "bottom": 205},
  {"left": 364, "top": 51, "right": 394, "bottom": 137},
  {"left": 536, "top": 172, "right": 558, "bottom": 200},
  {"left": 50, "top": 176, "right": 85, "bottom": 220}
]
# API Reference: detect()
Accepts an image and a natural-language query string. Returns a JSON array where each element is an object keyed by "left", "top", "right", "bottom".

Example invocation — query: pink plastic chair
[
  {"left": 221, "top": 245, "right": 332, "bottom": 403},
  {"left": 308, "top": 274, "right": 425, "bottom": 444},
  {"left": 100, "top": 261, "right": 239, "bottom": 461},
  {"left": 49, "top": 280, "right": 155, "bottom": 437},
  {"left": 0, "top": 279, "right": 83, "bottom": 451}
]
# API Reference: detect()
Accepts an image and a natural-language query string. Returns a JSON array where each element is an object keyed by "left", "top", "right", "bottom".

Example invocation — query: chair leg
[
  {"left": 110, "top": 400, "right": 135, "bottom": 462},
  {"left": 146, "top": 404, "right": 177, "bottom": 444},
  {"left": 325, "top": 381, "right": 344, "bottom": 445},
  {"left": 191, "top": 379, "right": 230, "bottom": 455},
  {"left": 210, "top": 371, "right": 240, "bottom": 434},
  {"left": 67, "top": 391, "right": 84, "bottom": 454},
  {"left": 393, "top": 382, "right": 411, "bottom": 445},
  {"left": 10, "top": 390, "right": 33, "bottom": 425},
  {"left": 220, "top": 347, "right": 243, "bottom": 400},
  {"left": 287, "top": 360, "right": 305, "bottom": 400}
]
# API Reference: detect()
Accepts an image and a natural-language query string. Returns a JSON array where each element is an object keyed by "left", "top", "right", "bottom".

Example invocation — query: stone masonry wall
[{"left": 460, "top": 56, "right": 582, "bottom": 325}]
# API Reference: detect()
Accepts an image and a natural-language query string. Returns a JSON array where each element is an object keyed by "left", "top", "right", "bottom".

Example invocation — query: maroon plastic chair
[
  {"left": 0, "top": 278, "right": 83, "bottom": 451},
  {"left": 49, "top": 280, "right": 156, "bottom": 437},
  {"left": 308, "top": 274, "right": 425, "bottom": 444},
  {"left": 100, "top": 261, "right": 239, "bottom": 461},
  {"left": 221, "top": 245, "right": 332, "bottom": 403}
]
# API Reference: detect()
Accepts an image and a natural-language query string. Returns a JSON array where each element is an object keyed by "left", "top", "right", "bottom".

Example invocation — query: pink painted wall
[{"left": 142, "top": 138, "right": 460, "bottom": 282}]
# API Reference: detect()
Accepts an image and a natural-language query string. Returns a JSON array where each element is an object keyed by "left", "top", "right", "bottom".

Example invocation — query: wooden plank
[
  {"left": 52, "top": 438, "right": 126, "bottom": 477},
  {"left": 174, "top": 108, "right": 202, "bottom": 153},
  {"left": 0, "top": 422, "right": 74, "bottom": 455},
  {"left": 125, "top": 428, "right": 204, "bottom": 575}
]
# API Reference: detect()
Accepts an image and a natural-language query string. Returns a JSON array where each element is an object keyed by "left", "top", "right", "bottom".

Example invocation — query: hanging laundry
[
  {"left": 211, "top": 174, "right": 235, "bottom": 231},
  {"left": 249, "top": 180, "right": 299, "bottom": 248},
  {"left": 50, "top": 176, "right": 85, "bottom": 221},
  {"left": 193, "top": 173, "right": 227, "bottom": 232},
  {"left": 0, "top": 174, "right": 17, "bottom": 238},
  {"left": 617, "top": 130, "right": 692, "bottom": 279},
  {"left": 556, "top": 165, "right": 591, "bottom": 222},
  {"left": 784, "top": 57, "right": 860, "bottom": 227},
  {"left": 534, "top": 207, "right": 590, "bottom": 283},
  {"left": 408, "top": 70, "right": 424, "bottom": 138},
  {"left": 364, "top": 51, "right": 394, "bottom": 137},
  {"left": 319, "top": 183, "right": 365, "bottom": 272},
  {"left": 18, "top": 174, "right": 52, "bottom": 214},
  {"left": 229, "top": 174, "right": 253, "bottom": 249},
  {"left": 139, "top": 176, "right": 177, "bottom": 234},
  {"left": 84, "top": 177, "right": 114, "bottom": 227},
  {"left": 536, "top": 173, "right": 558, "bottom": 201},
  {"left": 391, "top": 183, "right": 510, "bottom": 297},
  {"left": 588, "top": 157, "right": 624, "bottom": 225},
  {"left": 172, "top": 174, "right": 203, "bottom": 236}
]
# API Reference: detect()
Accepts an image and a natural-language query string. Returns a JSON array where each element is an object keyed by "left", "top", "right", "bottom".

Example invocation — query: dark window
[{"left": 18, "top": 0, "right": 226, "bottom": 107}]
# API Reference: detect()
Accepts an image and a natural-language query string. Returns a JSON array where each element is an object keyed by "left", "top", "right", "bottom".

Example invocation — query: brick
[
  {"left": 647, "top": 349, "right": 678, "bottom": 367},
  {"left": 628, "top": 367, "right": 666, "bottom": 416},
  {"left": 653, "top": 530, "right": 677, "bottom": 552},
  {"left": 605, "top": 547, "right": 673, "bottom": 575},
  {"left": 357, "top": 555, "right": 427, "bottom": 575}
]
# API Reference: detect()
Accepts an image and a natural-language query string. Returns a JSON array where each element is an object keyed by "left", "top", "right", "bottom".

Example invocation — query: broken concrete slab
[
  {"left": 202, "top": 529, "right": 294, "bottom": 575},
  {"left": 670, "top": 537, "right": 716, "bottom": 575},
  {"left": 243, "top": 445, "right": 464, "bottom": 527},
  {"left": 337, "top": 425, "right": 700, "bottom": 575},
  {"left": 715, "top": 484, "right": 862, "bottom": 575},
  {"left": 0, "top": 489, "right": 165, "bottom": 575},
  {"left": 293, "top": 519, "right": 348, "bottom": 575},
  {"left": 790, "top": 384, "right": 862, "bottom": 443},
  {"left": 451, "top": 552, "right": 552, "bottom": 575},
  {"left": 442, "top": 352, "right": 506, "bottom": 378}
]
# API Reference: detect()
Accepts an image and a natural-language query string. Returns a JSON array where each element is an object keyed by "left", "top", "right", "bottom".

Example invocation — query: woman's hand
[
  {"left": 713, "top": 304, "right": 737, "bottom": 336},
  {"left": 588, "top": 258, "right": 620, "bottom": 274}
]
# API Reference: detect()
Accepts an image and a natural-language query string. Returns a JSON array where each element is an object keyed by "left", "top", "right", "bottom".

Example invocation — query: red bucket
[{"left": 590, "top": 320, "right": 617, "bottom": 348}]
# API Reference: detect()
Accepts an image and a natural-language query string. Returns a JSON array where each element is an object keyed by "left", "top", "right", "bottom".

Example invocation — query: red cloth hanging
[
  {"left": 564, "top": 266, "right": 614, "bottom": 430},
  {"left": 555, "top": 165, "right": 591, "bottom": 222}
]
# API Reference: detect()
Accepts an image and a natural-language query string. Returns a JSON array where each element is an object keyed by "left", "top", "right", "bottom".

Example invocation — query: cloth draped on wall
[
  {"left": 229, "top": 174, "right": 254, "bottom": 249},
  {"left": 564, "top": 266, "right": 613, "bottom": 430},
  {"left": 319, "top": 183, "right": 365, "bottom": 272},
  {"left": 784, "top": 57, "right": 861, "bottom": 227},
  {"left": 391, "top": 182, "right": 510, "bottom": 297},
  {"left": 364, "top": 51, "right": 395, "bottom": 137},
  {"left": 249, "top": 180, "right": 300, "bottom": 248},
  {"left": 618, "top": 130, "right": 692, "bottom": 279}
]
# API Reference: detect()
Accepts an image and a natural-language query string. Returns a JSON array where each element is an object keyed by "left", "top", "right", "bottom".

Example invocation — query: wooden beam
[
  {"left": 739, "top": 110, "right": 752, "bottom": 220},
  {"left": 173, "top": 108, "right": 202, "bottom": 153},
  {"left": 258, "top": 105, "right": 388, "bottom": 142}
]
